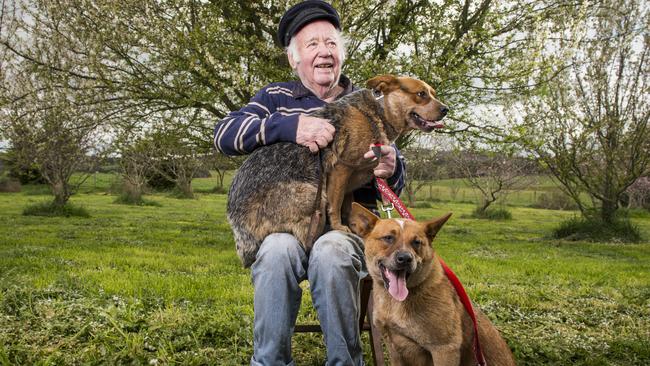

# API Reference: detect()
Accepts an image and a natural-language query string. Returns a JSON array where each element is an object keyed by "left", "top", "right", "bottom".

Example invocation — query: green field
[{"left": 1, "top": 174, "right": 649, "bottom": 365}]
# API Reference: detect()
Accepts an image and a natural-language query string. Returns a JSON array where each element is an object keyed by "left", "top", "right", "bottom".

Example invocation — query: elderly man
[{"left": 214, "top": 1, "right": 405, "bottom": 365}]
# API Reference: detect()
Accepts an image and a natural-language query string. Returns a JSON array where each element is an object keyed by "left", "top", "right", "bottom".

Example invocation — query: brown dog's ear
[
  {"left": 349, "top": 202, "right": 380, "bottom": 238},
  {"left": 425, "top": 213, "right": 452, "bottom": 242},
  {"left": 366, "top": 74, "right": 399, "bottom": 94}
]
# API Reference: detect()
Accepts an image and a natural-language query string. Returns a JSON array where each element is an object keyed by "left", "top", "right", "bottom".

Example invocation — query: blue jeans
[{"left": 250, "top": 231, "right": 367, "bottom": 366}]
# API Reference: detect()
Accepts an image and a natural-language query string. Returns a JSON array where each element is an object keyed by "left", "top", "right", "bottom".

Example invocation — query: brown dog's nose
[
  {"left": 395, "top": 252, "right": 413, "bottom": 266},
  {"left": 440, "top": 105, "right": 449, "bottom": 117}
]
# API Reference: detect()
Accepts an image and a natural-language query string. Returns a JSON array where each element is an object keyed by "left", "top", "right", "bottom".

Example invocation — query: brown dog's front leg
[
  {"left": 429, "top": 344, "right": 461, "bottom": 366},
  {"left": 327, "top": 165, "right": 353, "bottom": 232},
  {"left": 387, "top": 332, "right": 433, "bottom": 366}
]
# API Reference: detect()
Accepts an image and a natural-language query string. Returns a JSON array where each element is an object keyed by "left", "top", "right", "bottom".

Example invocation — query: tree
[
  {"left": 511, "top": 0, "right": 649, "bottom": 224},
  {"left": 341, "top": 0, "right": 579, "bottom": 142},
  {"left": 1, "top": 1, "right": 111, "bottom": 207},
  {"left": 1, "top": 67, "right": 106, "bottom": 206},
  {"left": 452, "top": 143, "right": 535, "bottom": 215},
  {"left": 1, "top": 0, "right": 293, "bottom": 152},
  {"left": 1, "top": 1, "right": 575, "bottom": 153},
  {"left": 116, "top": 138, "right": 152, "bottom": 204},
  {"left": 206, "top": 152, "right": 243, "bottom": 193},
  {"left": 623, "top": 177, "right": 650, "bottom": 210},
  {"left": 401, "top": 145, "right": 447, "bottom": 205},
  {"left": 1, "top": 146, "right": 46, "bottom": 184},
  {"left": 141, "top": 121, "right": 206, "bottom": 199}
]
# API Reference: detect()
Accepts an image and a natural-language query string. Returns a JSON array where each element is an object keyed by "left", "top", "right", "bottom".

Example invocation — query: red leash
[{"left": 375, "top": 175, "right": 487, "bottom": 366}]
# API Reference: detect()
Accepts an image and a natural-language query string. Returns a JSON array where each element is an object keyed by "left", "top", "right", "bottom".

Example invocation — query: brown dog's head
[
  {"left": 350, "top": 203, "right": 451, "bottom": 302},
  {"left": 366, "top": 74, "right": 449, "bottom": 133}
]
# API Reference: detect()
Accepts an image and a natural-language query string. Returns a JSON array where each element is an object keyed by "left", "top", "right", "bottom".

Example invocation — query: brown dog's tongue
[{"left": 384, "top": 268, "right": 408, "bottom": 301}]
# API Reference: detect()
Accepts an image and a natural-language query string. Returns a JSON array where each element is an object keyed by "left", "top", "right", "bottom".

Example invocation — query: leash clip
[{"left": 380, "top": 202, "right": 394, "bottom": 218}]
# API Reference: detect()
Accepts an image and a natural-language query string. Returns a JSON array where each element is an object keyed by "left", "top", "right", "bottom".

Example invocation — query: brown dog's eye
[
  {"left": 417, "top": 91, "right": 427, "bottom": 98},
  {"left": 411, "top": 239, "right": 423, "bottom": 249},
  {"left": 381, "top": 235, "right": 395, "bottom": 245}
]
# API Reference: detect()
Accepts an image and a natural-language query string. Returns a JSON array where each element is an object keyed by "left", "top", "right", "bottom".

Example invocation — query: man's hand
[
  {"left": 363, "top": 144, "right": 397, "bottom": 179},
  {"left": 296, "top": 114, "right": 335, "bottom": 153}
]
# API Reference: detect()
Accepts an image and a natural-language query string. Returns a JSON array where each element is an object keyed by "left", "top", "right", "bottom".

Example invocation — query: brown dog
[
  {"left": 349, "top": 203, "right": 516, "bottom": 366},
  {"left": 323, "top": 75, "right": 448, "bottom": 232},
  {"left": 228, "top": 75, "right": 448, "bottom": 267}
]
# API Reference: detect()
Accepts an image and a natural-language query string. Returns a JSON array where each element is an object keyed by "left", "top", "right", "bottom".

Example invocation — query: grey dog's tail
[{"left": 228, "top": 214, "right": 260, "bottom": 268}]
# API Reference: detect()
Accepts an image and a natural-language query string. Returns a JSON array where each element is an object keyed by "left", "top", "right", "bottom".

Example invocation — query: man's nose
[{"left": 317, "top": 43, "right": 332, "bottom": 56}]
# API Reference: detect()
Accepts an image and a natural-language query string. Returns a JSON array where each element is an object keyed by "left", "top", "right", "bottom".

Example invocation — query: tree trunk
[
  {"left": 478, "top": 199, "right": 492, "bottom": 214},
  {"left": 601, "top": 197, "right": 618, "bottom": 224},
  {"left": 51, "top": 180, "right": 70, "bottom": 206},
  {"left": 176, "top": 178, "right": 194, "bottom": 199},
  {"left": 123, "top": 180, "right": 144, "bottom": 203},
  {"left": 600, "top": 156, "right": 619, "bottom": 223},
  {"left": 405, "top": 183, "right": 415, "bottom": 206},
  {"left": 216, "top": 170, "right": 225, "bottom": 188}
]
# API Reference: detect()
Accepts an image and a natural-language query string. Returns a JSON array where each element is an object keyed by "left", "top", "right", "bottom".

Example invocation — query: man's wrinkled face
[{"left": 288, "top": 20, "right": 342, "bottom": 90}]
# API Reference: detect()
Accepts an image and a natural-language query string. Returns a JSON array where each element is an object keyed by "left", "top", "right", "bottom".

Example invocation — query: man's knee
[
  {"left": 252, "top": 233, "right": 307, "bottom": 279},
  {"left": 257, "top": 233, "right": 302, "bottom": 260},
  {"left": 310, "top": 231, "right": 366, "bottom": 274}
]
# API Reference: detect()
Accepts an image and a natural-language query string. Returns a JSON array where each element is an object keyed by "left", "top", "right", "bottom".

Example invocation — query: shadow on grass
[
  {"left": 461, "top": 207, "right": 513, "bottom": 220},
  {"left": 113, "top": 194, "right": 162, "bottom": 207},
  {"left": 553, "top": 217, "right": 642, "bottom": 243},
  {"left": 23, "top": 201, "right": 90, "bottom": 218}
]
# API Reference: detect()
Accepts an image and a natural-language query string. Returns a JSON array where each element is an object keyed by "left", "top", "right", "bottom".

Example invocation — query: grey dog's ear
[
  {"left": 366, "top": 74, "right": 399, "bottom": 94},
  {"left": 349, "top": 203, "right": 379, "bottom": 238}
]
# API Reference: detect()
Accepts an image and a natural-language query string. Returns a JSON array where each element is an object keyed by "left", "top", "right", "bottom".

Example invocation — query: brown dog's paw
[{"left": 331, "top": 223, "right": 352, "bottom": 233}]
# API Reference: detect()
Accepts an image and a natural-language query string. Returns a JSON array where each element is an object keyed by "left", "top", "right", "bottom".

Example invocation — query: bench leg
[{"left": 366, "top": 295, "right": 384, "bottom": 366}]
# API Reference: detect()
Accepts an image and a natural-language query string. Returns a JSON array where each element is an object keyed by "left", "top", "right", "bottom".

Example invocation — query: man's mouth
[
  {"left": 379, "top": 262, "right": 410, "bottom": 302},
  {"left": 315, "top": 63, "right": 333, "bottom": 69},
  {"left": 409, "top": 112, "right": 444, "bottom": 131}
]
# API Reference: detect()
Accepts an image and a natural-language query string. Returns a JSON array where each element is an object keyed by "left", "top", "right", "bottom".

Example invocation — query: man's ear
[
  {"left": 349, "top": 202, "right": 379, "bottom": 238},
  {"left": 366, "top": 74, "right": 399, "bottom": 94},
  {"left": 287, "top": 50, "right": 297, "bottom": 70},
  {"left": 425, "top": 213, "right": 452, "bottom": 242}
]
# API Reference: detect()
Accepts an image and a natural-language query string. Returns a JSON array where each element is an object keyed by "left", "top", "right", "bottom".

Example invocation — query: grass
[{"left": 1, "top": 176, "right": 649, "bottom": 365}]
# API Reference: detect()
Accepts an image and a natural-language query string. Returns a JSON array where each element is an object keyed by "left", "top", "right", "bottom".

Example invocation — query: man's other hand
[
  {"left": 363, "top": 144, "right": 397, "bottom": 179},
  {"left": 296, "top": 114, "right": 335, "bottom": 153}
]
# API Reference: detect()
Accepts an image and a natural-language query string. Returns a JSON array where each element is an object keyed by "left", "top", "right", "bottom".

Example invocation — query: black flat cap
[{"left": 277, "top": 0, "right": 341, "bottom": 48}]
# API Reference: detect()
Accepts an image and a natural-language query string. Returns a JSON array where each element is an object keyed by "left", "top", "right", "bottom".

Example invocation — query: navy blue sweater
[{"left": 214, "top": 75, "right": 405, "bottom": 206}]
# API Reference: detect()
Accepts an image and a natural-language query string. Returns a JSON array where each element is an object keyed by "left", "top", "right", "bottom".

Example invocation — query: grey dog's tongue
[{"left": 383, "top": 267, "right": 408, "bottom": 301}]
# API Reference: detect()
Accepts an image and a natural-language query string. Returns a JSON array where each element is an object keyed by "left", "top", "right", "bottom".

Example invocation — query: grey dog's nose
[
  {"left": 395, "top": 252, "right": 413, "bottom": 265},
  {"left": 440, "top": 105, "right": 449, "bottom": 117}
]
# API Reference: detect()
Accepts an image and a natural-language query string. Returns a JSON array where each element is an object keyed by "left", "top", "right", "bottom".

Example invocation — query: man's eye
[{"left": 327, "top": 41, "right": 336, "bottom": 48}]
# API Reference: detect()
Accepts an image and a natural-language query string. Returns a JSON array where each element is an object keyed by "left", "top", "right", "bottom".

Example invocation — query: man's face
[{"left": 288, "top": 20, "right": 342, "bottom": 90}]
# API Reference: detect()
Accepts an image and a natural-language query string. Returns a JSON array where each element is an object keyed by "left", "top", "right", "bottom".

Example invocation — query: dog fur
[
  {"left": 227, "top": 75, "right": 448, "bottom": 267},
  {"left": 349, "top": 203, "right": 516, "bottom": 366}
]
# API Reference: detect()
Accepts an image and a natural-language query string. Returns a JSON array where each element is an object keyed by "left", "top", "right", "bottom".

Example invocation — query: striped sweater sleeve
[
  {"left": 213, "top": 85, "right": 299, "bottom": 156},
  {"left": 386, "top": 145, "right": 406, "bottom": 195}
]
